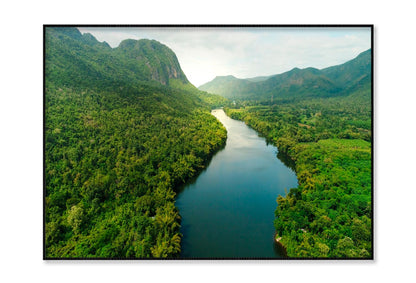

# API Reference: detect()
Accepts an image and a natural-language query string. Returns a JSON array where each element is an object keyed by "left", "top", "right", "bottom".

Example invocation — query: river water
[{"left": 176, "top": 109, "right": 298, "bottom": 258}]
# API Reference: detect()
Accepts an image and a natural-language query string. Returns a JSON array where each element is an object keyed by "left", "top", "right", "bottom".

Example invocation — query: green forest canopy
[
  {"left": 45, "top": 26, "right": 372, "bottom": 258},
  {"left": 45, "top": 27, "right": 227, "bottom": 258}
]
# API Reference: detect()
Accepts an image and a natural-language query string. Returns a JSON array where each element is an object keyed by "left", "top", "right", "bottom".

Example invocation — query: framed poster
[{"left": 44, "top": 25, "right": 373, "bottom": 259}]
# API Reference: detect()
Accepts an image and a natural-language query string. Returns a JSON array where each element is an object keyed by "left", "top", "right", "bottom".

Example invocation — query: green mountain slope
[
  {"left": 45, "top": 27, "right": 227, "bottom": 258},
  {"left": 198, "top": 75, "right": 253, "bottom": 99},
  {"left": 46, "top": 28, "right": 190, "bottom": 90},
  {"left": 322, "top": 49, "right": 371, "bottom": 87},
  {"left": 245, "top": 75, "right": 271, "bottom": 82},
  {"left": 115, "top": 39, "right": 189, "bottom": 85},
  {"left": 252, "top": 67, "right": 341, "bottom": 100},
  {"left": 199, "top": 49, "right": 371, "bottom": 101}
]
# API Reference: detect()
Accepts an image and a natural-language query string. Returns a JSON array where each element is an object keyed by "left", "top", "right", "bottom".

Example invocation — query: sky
[{"left": 78, "top": 27, "right": 371, "bottom": 87}]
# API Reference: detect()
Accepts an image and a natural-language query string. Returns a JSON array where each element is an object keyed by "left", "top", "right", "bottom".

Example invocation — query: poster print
[{"left": 44, "top": 25, "right": 373, "bottom": 259}]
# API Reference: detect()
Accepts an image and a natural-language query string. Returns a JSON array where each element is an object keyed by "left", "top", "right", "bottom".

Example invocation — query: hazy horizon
[{"left": 78, "top": 27, "right": 371, "bottom": 87}]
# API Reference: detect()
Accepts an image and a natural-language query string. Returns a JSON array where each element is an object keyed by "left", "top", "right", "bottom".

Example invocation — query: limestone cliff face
[
  {"left": 46, "top": 27, "right": 190, "bottom": 88},
  {"left": 117, "top": 39, "right": 189, "bottom": 85}
]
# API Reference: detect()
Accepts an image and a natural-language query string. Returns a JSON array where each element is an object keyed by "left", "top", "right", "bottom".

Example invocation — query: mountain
[
  {"left": 45, "top": 27, "right": 189, "bottom": 90},
  {"left": 115, "top": 39, "right": 189, "bottom": 85},
  {"left": 198, "top": 75, "right": 253, "bottom": 99},
  {"left": 322, "top": 49, "right": 371, "bottom": 87},
  {"left": 199, "top": 49, "right": 371, "bottom": 101},
  {"left": 245, "top": 75, "right": 272, "bottom": 82},
  {"left": 252, "top": 67, "right": 342, "bottom": 99}
]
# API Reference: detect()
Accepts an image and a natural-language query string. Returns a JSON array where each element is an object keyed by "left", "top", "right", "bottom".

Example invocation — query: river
[{"left": 176, "top": 109, "right": 298, "bottom": 258}]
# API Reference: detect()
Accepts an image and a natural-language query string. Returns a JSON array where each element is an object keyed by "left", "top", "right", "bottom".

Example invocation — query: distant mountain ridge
[
  {"left": 199, "top": 49, "right": 371, "bottom": 101},
  {"left": 322, "top": 49, "right": 371, "bottom": 87}
]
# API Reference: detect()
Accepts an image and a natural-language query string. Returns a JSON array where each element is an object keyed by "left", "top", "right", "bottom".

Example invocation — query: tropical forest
[{"left": 44, "top": 26, "right": 372, "bottom": 259}]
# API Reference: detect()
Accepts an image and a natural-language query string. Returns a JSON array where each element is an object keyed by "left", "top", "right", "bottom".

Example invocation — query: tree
[{"left": 67, "top": 205, "right": 84, "bottom": 234}]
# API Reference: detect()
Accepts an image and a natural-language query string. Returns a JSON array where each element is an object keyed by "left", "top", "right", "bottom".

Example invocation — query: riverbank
[
  {"left": 274, "top": 233, "right": 288, "bottom": 258},
  {"left": 224, "top": 106, "right": 372, "bottom": 258},
  {"left": 176, "top": 109, "right": 297, "bottom": 258}
]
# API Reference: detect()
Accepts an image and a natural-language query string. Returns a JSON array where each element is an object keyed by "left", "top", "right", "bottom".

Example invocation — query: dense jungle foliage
[
  {"left": 44, "top": 27, "right": 227, "bottom": 258},
  {"left": 45, "top": 26, "right": 372, "bottom": 259},
  {"left": 225, "top": 79, "right": 372, "bottom": 258}
]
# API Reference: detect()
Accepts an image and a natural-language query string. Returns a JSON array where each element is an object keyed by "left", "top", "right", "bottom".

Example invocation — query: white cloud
[{"left": 78, "top": 27, "right": 371, "bottom": 86}]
